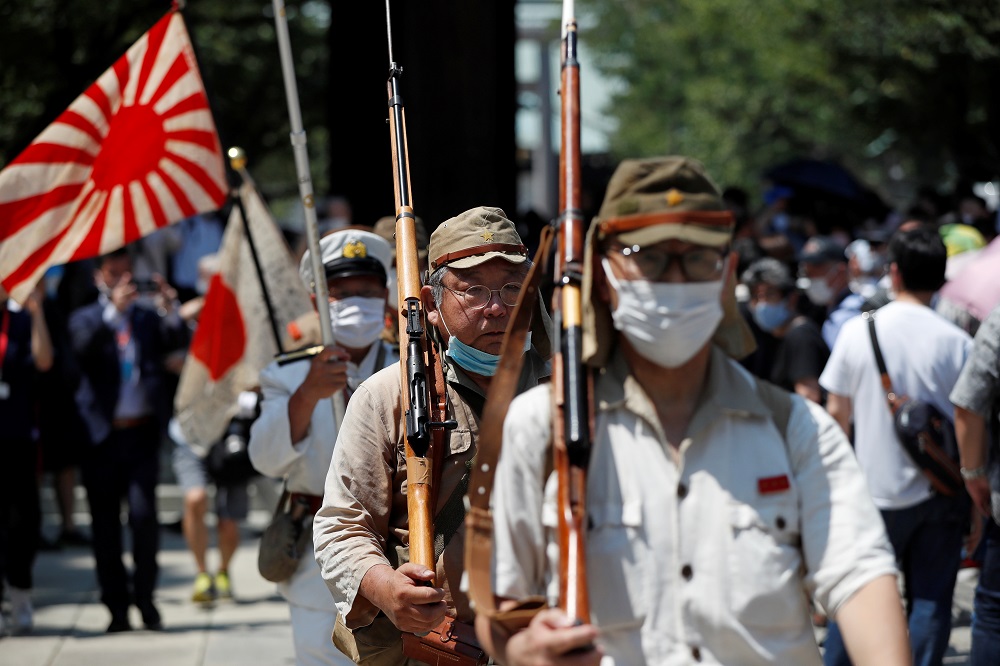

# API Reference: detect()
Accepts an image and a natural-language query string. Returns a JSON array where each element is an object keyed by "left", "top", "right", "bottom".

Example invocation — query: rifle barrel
[
  {"left": 555, "top": 3, "right": 591, "bottom": 625},
  {"left": 385, "top": 0, "right": 436, "bottom": 576}
]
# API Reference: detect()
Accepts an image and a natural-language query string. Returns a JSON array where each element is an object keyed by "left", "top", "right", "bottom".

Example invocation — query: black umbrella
[
  {"left": 765, "top": 158, "right": 867, "bottom": 201},
  {"left": 764, "top": 158, "right": 888, "bottom": 219}
]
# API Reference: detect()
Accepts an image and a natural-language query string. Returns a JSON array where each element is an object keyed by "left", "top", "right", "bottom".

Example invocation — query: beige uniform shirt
[
  {"left": 493, "top": 347, "right": 896, "bottom": 665},
  {"left": 314, "top": 350, "right": 548, "bottom": 628}
]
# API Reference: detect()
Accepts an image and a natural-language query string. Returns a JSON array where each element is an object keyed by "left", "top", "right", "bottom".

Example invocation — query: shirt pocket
[
  {"left": 445, "top": 428, "right": 473, "bottom": 457},
  {"left": 726, "top": 499, "right": 808, "bottom": 629},
  {"left": 584, "top": 500, "right": 648, "bottom": 631}
]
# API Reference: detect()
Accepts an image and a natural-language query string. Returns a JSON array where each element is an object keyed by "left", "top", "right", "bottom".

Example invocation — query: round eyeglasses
[
  {"left": 606, "top": 243, "right": 727, "bottom": 282},
  {"left": 444, "top": 282, "right": 522, "bottom": 309}
]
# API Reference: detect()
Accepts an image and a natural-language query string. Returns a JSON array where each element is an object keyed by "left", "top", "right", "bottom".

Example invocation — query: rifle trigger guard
[{"left": 430, "top": 419, "right": 458, "bottom": 431}]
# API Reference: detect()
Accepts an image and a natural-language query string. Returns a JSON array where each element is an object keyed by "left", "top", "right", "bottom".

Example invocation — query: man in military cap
[
  {"left": 483, "top": 157, "right": 910, "bottom": 665},
  {"left": 313, "top": 206, "right": 550, "bottom": 664},
  {"left": 249, "top": 228, "right": 398, "bottom": 666}
]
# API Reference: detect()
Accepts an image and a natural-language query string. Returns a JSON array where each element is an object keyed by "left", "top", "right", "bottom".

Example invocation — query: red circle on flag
[
  {"left": 190, "top": 274, "right": 246, "bottom": 382},
  {"left": 90, "top": 105, "right": 168, "bottom": 190}
]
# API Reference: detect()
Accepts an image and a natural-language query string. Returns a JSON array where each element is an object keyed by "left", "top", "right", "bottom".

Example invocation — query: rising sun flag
[{"left": 0, "top": 10, "right": 227, "bottom": 303}]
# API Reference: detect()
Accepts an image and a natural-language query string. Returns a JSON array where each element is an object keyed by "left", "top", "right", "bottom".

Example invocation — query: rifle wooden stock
[
  {"left": 554, "top": 4, "right": 591, "bottom": 624},
  {"left": 385, "top": 10, "right": 450, "bottom": 578}
]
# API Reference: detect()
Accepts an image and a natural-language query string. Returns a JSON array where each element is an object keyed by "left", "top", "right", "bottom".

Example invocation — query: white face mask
[
  {"left": 328, "top": 296, "right": 386, "bottom": 349},
  {"left": 848, "top": 277, "right": 879, "bottom": 299},
  {"left": 601, "top": 259, "right": 723, "bottom": 368},
  {"left": 805, "top": 277, "right": 834, "bottom": 306}
]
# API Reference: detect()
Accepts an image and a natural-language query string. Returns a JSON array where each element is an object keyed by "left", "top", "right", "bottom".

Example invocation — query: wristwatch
[{"left": 960, "top": 466, "right": 987, "bottom": 480}]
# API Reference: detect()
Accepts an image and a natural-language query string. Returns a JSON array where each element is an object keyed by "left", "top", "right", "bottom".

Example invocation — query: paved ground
[
  {"left": 0, "top": 477, "right": 981, "bottom": 665},
  {"left": 1, "top": 478, "right": 296, "bottom": 666}
]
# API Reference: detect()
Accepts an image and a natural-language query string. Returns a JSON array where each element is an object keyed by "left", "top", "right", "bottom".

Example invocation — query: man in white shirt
[
  {"left": 249, "top": 228, "right": 398, "bottom": 666},
  {"left": 820, "top": 225, "right": 973, "bottom": 666}
]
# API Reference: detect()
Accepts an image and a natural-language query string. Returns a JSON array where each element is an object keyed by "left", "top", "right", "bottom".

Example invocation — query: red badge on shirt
[{"left": 758, "top": 475, "right": 790, "bottom": 495}]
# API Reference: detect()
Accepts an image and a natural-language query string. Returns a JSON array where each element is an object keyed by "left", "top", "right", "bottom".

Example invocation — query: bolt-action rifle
[
  {"left": 463, "top": 0, "right": 592, "bottom": 643},
  {"left": 552, "top": 0, "right": 592, "bottom": 627},
  {"left": 383, "top": 0, "right": 454, "bottom": 582}
]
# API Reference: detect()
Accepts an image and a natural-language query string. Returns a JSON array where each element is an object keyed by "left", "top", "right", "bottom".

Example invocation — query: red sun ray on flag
[{"left": 0, "top": 10, "right": 227, "bottom": 304}]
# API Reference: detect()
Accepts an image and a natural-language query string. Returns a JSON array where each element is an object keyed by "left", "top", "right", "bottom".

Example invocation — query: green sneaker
[
  {"left": 214, "top": 571, "right": 232, "bottom": 600},
  {"left": 191, "top": 572, "right": 215, "bottom": 603}
]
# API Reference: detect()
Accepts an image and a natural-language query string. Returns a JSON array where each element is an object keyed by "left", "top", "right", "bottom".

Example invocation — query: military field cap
[
  {"left": 582, "top": 156, "right": 755, "bottom": 367},
  {"left": 299, "top": 228, "right": 392, "bottom": 289},
  {"left": 373, "top": 215, "right": 429, "bottom": 261},
  {"left": 595, "top": 156, "right": 734, "bottom": 247},
  {"left": 428, "top": 206, "right": 527, "bottom": 271}
]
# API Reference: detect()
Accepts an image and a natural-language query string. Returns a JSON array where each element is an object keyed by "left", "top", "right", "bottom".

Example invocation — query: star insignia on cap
[
  {"left": 666, "top": 189, "right": 685, "bottom": 206},
  {"left": 481, "top": 230, "right": 495, "bottom": 242},
  {"left": 343, "top": 240, "right": 368, "bottom": 258}
]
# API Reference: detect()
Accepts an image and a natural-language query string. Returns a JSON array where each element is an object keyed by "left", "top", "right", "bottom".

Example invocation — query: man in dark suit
[{"left": 70, "top": 248, "right": 185, "bottom": 632}]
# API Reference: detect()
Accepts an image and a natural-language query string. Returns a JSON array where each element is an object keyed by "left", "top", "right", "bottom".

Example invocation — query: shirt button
[
  {"left": 677, "top": 483, "right": 688, "bottom": 499},
  {"left": 691, "top": 646, "right": 702, "bottom": 661},
  {"left": 681, "top": 564, "right": 693, "bottom": 580},
  {"left": 776, "top": 516, "right": 787, "bottom": 530}
]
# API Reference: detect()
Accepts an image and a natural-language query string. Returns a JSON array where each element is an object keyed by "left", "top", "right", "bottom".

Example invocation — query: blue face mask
[
  {"left": 446, "top": 336, "right": 501, "bottom": 377},
  {"left": 752, "top": 301, "right": 793, "bottom": 333}
]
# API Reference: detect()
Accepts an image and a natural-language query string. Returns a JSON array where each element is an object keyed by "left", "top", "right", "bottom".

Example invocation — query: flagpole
[
  {"left": 271, "top": 0, "right": 346, "bottom": 426},
  {"left": 227, "top": 147, "right": 285, "bottom": 357}
]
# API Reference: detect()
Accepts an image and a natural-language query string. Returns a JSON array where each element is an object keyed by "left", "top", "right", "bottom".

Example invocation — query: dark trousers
[
  {"left": 824, "top": 493, "right": 964, "bottom": 666},
  {"left": 81, "top": 422, "right": 160, "bottom": 617},
  {"left": 972, "top": 518, "right": 1000, "bottom": 665},
  {"left": 0, "top": 438, "right": 41, "bottom": 592}
]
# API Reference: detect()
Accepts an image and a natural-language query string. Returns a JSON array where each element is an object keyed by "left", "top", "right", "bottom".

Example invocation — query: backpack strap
[{"left": 754, "top": 377, "right": 793, "bottom": 448}]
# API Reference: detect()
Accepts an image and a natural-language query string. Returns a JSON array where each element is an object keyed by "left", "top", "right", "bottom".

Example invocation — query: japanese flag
[{"left": 174, "top": 179, "right": 312, "bottom": 448}]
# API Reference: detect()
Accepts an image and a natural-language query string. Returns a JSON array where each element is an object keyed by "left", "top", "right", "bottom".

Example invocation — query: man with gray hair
[{"left": 314, "top": 206, "right": 550, "bottom": 665}]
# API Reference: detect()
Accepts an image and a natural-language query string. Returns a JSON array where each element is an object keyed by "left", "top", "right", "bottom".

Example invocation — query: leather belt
[{"left": 289, "top": 492, "right": 323, "bottom": 515}]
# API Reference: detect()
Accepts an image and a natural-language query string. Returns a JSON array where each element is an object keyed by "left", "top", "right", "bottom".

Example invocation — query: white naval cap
[{"left": 299, "top": 228, "right": 393, "bottom": 290}]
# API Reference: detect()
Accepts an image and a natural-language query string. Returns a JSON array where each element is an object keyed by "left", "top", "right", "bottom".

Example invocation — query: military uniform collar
[{"left": 596, "top": 345, "right": 770, "bottom": 440}]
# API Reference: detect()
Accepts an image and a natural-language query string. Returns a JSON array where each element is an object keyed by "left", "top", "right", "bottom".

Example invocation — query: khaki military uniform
[{"left": 314, "top": 352, "right": 548, "bottom": 661}]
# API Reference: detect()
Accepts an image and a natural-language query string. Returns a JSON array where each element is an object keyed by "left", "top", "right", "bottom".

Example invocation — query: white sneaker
[{"left": 9, "top": 587, "right": 33, "bottom": 635}]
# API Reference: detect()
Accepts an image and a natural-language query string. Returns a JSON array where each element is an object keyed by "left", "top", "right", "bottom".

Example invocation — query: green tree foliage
[
  {"left": 0, "top": 0, "right": 329, "bottom": 201},
  {"left": 581, "top": 0, "right": 1000, "bottom": 200}
]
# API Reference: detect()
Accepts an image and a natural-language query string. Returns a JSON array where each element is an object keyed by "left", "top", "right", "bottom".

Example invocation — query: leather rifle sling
[
  {"left": 464, "top": 224, "right": 555, "bottom": 623},
  {"left": 427, "top": 338, "right": 449, "bottom": 513}
]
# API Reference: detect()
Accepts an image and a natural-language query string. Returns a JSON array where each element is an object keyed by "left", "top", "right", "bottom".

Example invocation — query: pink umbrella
[{"left": 939, "top": 236, "right": 1000, "bottom": 323}]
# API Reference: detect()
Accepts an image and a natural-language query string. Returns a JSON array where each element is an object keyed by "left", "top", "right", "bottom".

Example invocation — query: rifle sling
[
  {"left": 427, "top": 339, "right": 449, "bottom": 509},
  {"left": 464, "top": 224, "right": 555, "bottom": 620}
]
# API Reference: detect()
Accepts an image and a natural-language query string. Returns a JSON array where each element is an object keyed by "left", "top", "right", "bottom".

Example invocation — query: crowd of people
[{"left": 2, "top": 157, "right": 1000, "bottom": 666}]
